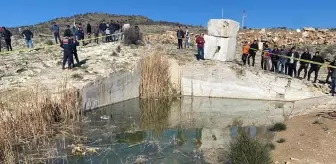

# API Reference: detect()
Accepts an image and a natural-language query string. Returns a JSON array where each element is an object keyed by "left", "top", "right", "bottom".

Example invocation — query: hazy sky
[{"left": 0, "top": 0, "right": 334, "bottom": 28}]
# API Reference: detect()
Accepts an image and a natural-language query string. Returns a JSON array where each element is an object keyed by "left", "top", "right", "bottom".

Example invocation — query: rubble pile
[
  {"left": 238, "top": 27, "right": 336, "bottom": 46},
  {"left": 144, "top": 27, "right": 336, "bottom": 47}
]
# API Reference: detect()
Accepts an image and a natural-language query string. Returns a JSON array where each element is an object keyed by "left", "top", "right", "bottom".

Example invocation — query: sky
[{"left": 0, "top": 0, "right": 335, "bottom": 28}]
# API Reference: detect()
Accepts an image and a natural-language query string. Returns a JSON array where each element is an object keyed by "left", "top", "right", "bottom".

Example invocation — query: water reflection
[{"left": 52, "top": 97, "right": 293, "bottom": 164}]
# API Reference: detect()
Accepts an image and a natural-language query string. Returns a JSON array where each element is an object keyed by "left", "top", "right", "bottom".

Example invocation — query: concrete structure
[
  {"left": 81, "top": 67, "right": 140, "bottom": 111},
  {"left": 204, "top": 19, "right": 240, "bottom": 62},
  {"left": 181, "top": 63, "right": 325, "bottom": 101}
]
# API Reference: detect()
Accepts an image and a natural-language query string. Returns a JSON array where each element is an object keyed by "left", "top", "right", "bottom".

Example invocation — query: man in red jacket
[{"left": 196, "top": 33, "right": 205, "bottom": 60}]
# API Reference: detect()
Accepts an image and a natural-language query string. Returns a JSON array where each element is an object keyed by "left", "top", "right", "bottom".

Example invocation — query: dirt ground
[{"left": 272, "top": 110, "right": 336, "bottom": 164}]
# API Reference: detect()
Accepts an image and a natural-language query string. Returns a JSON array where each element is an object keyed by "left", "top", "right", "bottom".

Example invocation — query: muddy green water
[{"left": 49, "top": 97, "right": 294, "bottom": 164}]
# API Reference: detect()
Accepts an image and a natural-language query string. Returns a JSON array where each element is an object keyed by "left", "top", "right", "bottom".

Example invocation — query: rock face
[
  {"left": 204, "top": 35, "right": 236, "bottom": 61},
  {"left": 207, "top": 19, "right": 240, "bottom": 38},
  {"left": 180, "top": 63, "right": 325, "bottom": 101},
  {"left": 204, "top": 19, "right": 240, "bottom": 62}
]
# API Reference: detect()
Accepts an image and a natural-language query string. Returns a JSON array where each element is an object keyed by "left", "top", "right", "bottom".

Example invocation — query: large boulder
[
  {"left": 204, "top": 35, "right": 236, "bottom": 62},
  {"left": 207, "top": 19, "right": 240, "bottom": 38}
]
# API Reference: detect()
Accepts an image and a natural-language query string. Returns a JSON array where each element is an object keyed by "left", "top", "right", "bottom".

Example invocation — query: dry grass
[
  {"left": 0, "top": 83, "right": 82, "bottom": 163},
  {"left": 139, "top": 49, "right": 173, "bottom": 98},
  {"left": 139, "top": 98, "right": 173, "bottom": 137}
]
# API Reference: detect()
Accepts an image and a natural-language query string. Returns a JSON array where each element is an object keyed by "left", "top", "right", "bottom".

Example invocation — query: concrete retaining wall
[
  {"left": 181, "top": 63, "right": 325, "bottom": 101},
  {"left": 80, "top": 68, "right": 140, "bottom": 111}
]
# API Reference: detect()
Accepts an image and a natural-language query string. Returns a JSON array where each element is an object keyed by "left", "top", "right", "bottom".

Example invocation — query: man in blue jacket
[
  {"left": 99, "top": 20, "right": 107, "bottom": 42},
  {"left": 50, "top": 22, "right": 61, "bottom": 44},
  {"left": 21, "top": 28, "right": 34, "bottom": 48}
]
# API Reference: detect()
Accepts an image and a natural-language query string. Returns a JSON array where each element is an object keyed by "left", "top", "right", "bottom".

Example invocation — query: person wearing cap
[
  {"left": 307, "top": 51, "right": 325, "bottom": 83},
  {"left": 60, "top": 36, "right": 74, "bottom": 69}
]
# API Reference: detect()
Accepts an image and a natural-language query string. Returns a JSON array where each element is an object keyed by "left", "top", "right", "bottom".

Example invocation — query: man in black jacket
[
  {"left": 297, "top": 48, "right": 312, "bottom": 79},
  {"left": 307, "top": 51, "right": 325, "bottom": 83},
  {"left": 271, "top": 45, "right": 280, "bottom": 72},
  {"left": 248, "top": 40, "right": 259, "bottom": 66},
  {"left": 21, "top": 28, "right": 34, "bottom": 48},
  {"left": 86, "top": 23, "right": 92, "bottom": 43},
  {"left": 286, "top": 47, "right": 300, "bottom": 77},
  {"left": 1, "top": 27, "right": 12, "bottom": 51}
]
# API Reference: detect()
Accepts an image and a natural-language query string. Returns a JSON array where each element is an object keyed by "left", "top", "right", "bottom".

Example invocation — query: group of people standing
[
  {"left": 0, "top": 27, "right": 35, "bottom": 51},
  {"left": 176, "top": 26, "right": 191, "bottom": 49},
  {"left": 59, "top": 19, "right": 129, "bottom": 70},
  {"left": 242, "top": 40, "right": 336, "bottom": 96},
  {"left": 176, "top": 26, "right": 206, "bottom": 61},
  {"left": 51, "top": 20, "right": 127, "bottom": 46},
  {"left": 0, "top": 19, "right": 129, "bottom": 53}
]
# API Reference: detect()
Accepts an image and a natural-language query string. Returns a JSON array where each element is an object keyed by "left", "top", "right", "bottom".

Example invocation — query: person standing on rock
[
  {"left": 71, "top": 36, "right": 80, "bottom": 67},
  {"left": 277, "top": 46, "right": 287, "bottom": 73},
  {"left": 60, "top": 36, "right": 74, "bottom": 69},
  {"left": 248, "top": 40, "right": 258, "bottom": 66},
  {"left": 196, "top": 33, "right": 205, "bottom": 61},
  {"left": 21, "top": 28, "right": 34, "bottom": 48},
  {"left": 262, "top": 44, "right": 271, "bottom": 70},
  {"left": 76, "top": 23, "right": 85, "bottom": 46},
  {"left": 72, "top": 23, "right": 78, "bottom": 40},
  {"left": 242, "top": 41, "right": 249, "bottom": 65},
  {"left": 176, "top": 26, "right": 184, "bottom": 49},
  {"left": 99, "top": 20, "right": 107, "bottom": 42},
  {"left": 307, "top": 51, "right": 325, "bottom": 83},
  {"left": 184, "top": 26, "right": 190, "bottom": 49},
  {"left": 297, "top": 48, "right": 312, "bottom": 79},
  {"left": 86, "top": 22, "right": 92, "bottom": 43},
  {"left": 329, "top": 58, "right": 336, "bottom": 96},
  {"left": 63, "top": 25, "right": 73, "bottom": 37},
  {"left": 50, "top": 22, "right": 61, "bottom": 44},
  {"left": 1, "top": 27, "right": 12, "bottom": 51},
  {"left": 94, "top": 24, "right": 100, "bottom": 44},
  {"left": 286, "top": 47, "right": 300, "bottom": 77},
  {"left": 270, "top": 45, "right": 280, "bottom": 72},
  {"left": 105, "top": 24, "right": 111, "bottom": 42},
  {"left": 0, "top": 27, "right": 3, "bottom": 52}
]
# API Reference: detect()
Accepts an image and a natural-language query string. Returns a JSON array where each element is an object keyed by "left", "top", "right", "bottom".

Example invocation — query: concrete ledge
[{"left": 181, "top": 64, "right": 325, "bottom": 101}]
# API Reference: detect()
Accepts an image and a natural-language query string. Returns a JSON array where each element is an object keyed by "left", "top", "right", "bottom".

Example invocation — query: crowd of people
[
  {"left": 0, "top": 27, "right": 34, "bottom": 51},
  {"left": 0, "top": 19, "right": 131, "bottom": 71},
  {"left": 242, "top": 40, "right": 336, "bottom": 96},
  {"left": 0, "top": 19, "right": 129, "bottom": 53},
  {"left": 175, "top": 26, "right": 206, "bottom": 61}
]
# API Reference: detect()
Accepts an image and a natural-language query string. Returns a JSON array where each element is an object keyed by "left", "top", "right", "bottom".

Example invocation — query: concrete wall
[
  {"left": 181, "top": 64, "right": 325, "bottom": 101},
  {"left": 80, "top": 68, "right": 140, "bottom": 111}
]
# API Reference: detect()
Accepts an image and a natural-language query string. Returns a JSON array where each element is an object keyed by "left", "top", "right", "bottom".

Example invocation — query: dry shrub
[
  {"left": 0, "top": 84, "right": 81, "bottom": 163},
  {"left": 140, "top": 49, "right": 172, "bottom": 98}
]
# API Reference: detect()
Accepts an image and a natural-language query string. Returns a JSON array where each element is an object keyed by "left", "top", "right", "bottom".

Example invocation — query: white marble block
[
  {"left": 207, "top": 19, "right": 240, "bottom": 38},
  {"left": 204, "top": 35, "right": 237, "bottom": 61}
]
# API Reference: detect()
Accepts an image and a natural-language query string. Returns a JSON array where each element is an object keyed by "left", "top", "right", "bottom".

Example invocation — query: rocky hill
[{"left": 6, "top": 12, "right": 204, "bottom": 36}]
